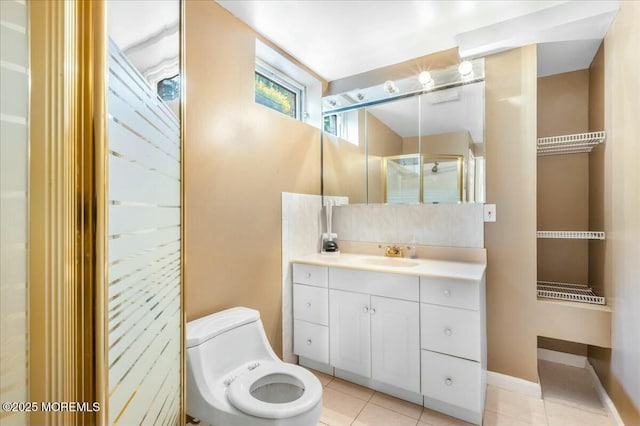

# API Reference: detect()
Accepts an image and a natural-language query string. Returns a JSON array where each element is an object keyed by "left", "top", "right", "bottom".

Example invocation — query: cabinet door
[
  {"left": 329, "top": 289, "right": 371, "bottom": 378},
  {"left": 370, "top": 296, "right": 420, "bottom": 393}
]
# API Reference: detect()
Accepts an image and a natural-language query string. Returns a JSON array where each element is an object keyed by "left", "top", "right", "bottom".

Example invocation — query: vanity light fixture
[
  {"left": 458, "top": 60, "right": 474, "bottom": 78},
  {"left": 324, "top": 98, "right": 338, "bottom": 109},
  {"left": 418, "top": 71, "right": 434, "bottom": 89},
  {"left": 383, "top": 80, "right": 399, "bottom": 95}
]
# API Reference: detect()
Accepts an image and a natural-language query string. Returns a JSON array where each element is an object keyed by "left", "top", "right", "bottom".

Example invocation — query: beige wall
[
  {"left": 184, "top": 1, "right": 322, "bottom": 356},
  {"left": 587, "top": 2, "right": 640, "bottom": 424},
  {"left": 536, "top": 71, "right": 590, "bottom": 286},
  {"left": 588, "top": 44, "right": 606, "bottom": 299},
  {"left": 484, "top": 45, "right": 539, "bottom": 382},
  {"left": 402, "top": 131, "right": 471, "bottom": 159},
  {"left": 367, "top": 112, "right": 403, "bottom": 204}
]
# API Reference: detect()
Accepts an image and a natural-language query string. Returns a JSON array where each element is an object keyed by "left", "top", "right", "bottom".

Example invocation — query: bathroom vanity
[{"left": 291, "top": 253, "right": 486, "bottom": 425}]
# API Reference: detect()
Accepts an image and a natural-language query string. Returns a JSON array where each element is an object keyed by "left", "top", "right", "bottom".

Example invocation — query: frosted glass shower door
[
  {"left": 0, "top": 1, "right": 29, "bottom": 425},
  {"left": 106, "top": 40, "right": 181, "bottom": 425}
]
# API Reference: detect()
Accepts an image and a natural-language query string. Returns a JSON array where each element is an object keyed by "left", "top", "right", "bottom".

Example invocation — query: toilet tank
[{"left": 186, "top": 307, "right": 277, "bottom": 380}]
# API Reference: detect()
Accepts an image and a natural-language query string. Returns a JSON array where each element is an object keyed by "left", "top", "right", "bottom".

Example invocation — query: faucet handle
[{"left": 384, "top": 245, "right": 404, "bottom": 257}]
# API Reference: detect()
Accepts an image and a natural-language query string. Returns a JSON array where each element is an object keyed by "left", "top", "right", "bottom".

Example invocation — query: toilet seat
[{"left": 226, "top": 362, "right": 321, "bottom": 419}]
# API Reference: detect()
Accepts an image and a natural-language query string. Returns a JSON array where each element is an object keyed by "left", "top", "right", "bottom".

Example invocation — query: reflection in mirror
[
  {"left": 108, "top": 0, "right": 180, "bottom": 117},
  {"left": 423, "top": 155, "right": 463, "bottom": 203},
  {"left": 322, "top": 109, "right": 366, "bottom": 203},
  {"left": 419, "top": 82, "right": 484, "bottom": 203},
  {"left": 322, "top": 60, "right": 485, "bottom": 204},
  {"left": 367, "top": 96, "right": 419, "bottom": 203},
  {"left": 383, "top": 155, "right": 421, "bottom": 203}
]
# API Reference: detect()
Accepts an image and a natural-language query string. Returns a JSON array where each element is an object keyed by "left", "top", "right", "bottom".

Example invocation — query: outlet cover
[{"left": 484, "top": 204, "right": 496, "bottom": 222}]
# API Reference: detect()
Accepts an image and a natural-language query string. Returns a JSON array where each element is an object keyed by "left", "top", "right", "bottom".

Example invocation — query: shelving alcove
[{"left": 536, "top": 131, "right": 608, "bottom": 307}]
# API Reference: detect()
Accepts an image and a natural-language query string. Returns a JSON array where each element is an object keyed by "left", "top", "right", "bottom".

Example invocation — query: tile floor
[{"left": 309, "top": 360, "right": 618, "bottom": 426}]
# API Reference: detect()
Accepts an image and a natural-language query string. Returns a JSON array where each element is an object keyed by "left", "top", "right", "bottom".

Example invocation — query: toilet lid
[{"left": 227, "top": 362, "right": 322, "bottom": 419}]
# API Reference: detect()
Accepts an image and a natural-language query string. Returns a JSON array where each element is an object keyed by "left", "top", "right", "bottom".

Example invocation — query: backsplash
[
  {"left": 332, "top": 203, "right": 484, "bottom": 248},
  {"left": 281, "top": 192, "right": 348, "bottom": 362}
]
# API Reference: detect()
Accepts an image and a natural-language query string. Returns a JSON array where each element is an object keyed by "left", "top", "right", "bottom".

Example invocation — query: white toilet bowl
[{"left": 186, "top": 307, "right": 323, "bottom": 426}]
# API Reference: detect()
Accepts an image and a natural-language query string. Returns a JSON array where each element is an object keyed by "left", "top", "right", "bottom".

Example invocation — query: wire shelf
[
  {"left": 537, "top": 131, "right": 605, "bottom": 156},
  {"left": 537, "top": 281, "right": 606, "bottom": 305},
  {"left": 537, "top": 231, "right": 605, "bottom": 240}
]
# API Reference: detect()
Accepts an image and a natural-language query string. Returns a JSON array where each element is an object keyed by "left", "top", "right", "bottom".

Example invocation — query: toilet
[{"left": 186, "top": 307, "right": 323, "bottom": 426}]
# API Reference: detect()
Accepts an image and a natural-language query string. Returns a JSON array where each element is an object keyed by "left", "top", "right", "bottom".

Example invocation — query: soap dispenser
[
  {"left": 408, "top": 236, "right": 418, "bottom": 259},
  {"left": 321, "top": 200, "right": 339, "bottom": 254}
]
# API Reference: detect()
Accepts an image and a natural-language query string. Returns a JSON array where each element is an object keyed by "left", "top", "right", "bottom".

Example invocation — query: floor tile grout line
[
  {"left": 367, "top": 397, "right": 424, "bottom": 421},
  {"left": 543, "top": 400, "right": 552, "bottom": 426},
  {"left": 326, "top": 381, "right": 375, "bottom": 402},
  {"left": 350, "top": 398, "right": 371, "bottom": 426}
]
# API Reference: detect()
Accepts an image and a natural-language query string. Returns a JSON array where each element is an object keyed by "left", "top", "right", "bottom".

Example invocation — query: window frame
[{"left": 255, "top": 59, "right": 306, "bottom": 120}]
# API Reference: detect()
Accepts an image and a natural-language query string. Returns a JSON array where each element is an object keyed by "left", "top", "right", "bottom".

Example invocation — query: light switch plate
[{"left": 484, "top": 204, "right": 496, "bottom": 222}]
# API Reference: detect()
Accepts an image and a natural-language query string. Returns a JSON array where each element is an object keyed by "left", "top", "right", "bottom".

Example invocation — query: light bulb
[
  {"left": 418, "top": 71, "right": 434, "bottom": 89},
  {"left": 418, "top": 71, "right": 433, "bottom": 86},
  {"left": 383, "top": 80, "right": 399, "bottom": 94},
  {"left": 458, "top": 61, "right": 473, "bottom": 78}
]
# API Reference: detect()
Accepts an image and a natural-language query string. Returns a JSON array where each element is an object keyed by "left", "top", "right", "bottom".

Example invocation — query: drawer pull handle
[
  {"left": 306, "top": 339, "right": 312, "bottom": 345},
  {"left": 444, "top": 328, "right": 452, "bottom": 336},
  {"left": 306, "top": 302, "right": 311, "bottom": 308},
  {"left": 445, "top": 378, "right": 453, "bottom": 386},
  {"left": 306, "top": 272, "right": 311, "bottom": 279},
  {"left": 363, "top": 306, "right": 369, "bottom": 313},
  {"left": 443, "top": 289, "right": 451, "bottom": 297}
]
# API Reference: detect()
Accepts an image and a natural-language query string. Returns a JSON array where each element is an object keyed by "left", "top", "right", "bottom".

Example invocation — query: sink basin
[{"left": 363, "top": 257, "right": 420, "bottom": 268}]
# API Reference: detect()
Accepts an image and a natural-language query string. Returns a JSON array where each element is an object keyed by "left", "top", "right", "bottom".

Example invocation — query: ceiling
[
  {"left": 368, "top": 82, "right": 484, "bottom": 143},
  {"left": 109, "top": 1, "right": 180, "bottom": 85},
  {"left": 216, "top": 0, "right": 619, "bottom": 82}
]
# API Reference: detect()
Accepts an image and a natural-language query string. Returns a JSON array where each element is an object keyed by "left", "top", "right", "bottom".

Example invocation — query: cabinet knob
[
  {"left": 306, "top": 302, "right": 311, "bottom": 308},
  {"left": 363, "top": 306, "right": 369, "bottom": 313},
  {"left": 306, "top": 339, "right": 312, "bottom": 345},
  {"left": 306, "top": 272, "right": 311, "bottom": 279},
  {"left": 444, "top": 328, "right": 452, "bottom": 336},
  {"left": 443, "top": 289, "right": 451, "bottom": 297},
  {"left": 370, "top": 308, "right": 376, "bottom": 315},
  {"left": 445, "top": 378, "right": 453, "bottom": 386}
]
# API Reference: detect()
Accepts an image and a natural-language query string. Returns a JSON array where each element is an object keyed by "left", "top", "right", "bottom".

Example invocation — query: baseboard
[
  {"left": 586, "top": 363, "right": 625, "bottom": 426},
  {"left": 538, "top": 348, "right": 587, "bottom": 368},
  {"left": 487, "top": 370, "right": 542, "bottom": 398}
]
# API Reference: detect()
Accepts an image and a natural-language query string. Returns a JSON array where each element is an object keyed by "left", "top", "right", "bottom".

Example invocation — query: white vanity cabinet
[
  {"left": 291, "top": 256, "right": 486, "bottom": 425},
  {"left": 328, "top": 267, "right": 420, "bottom": 393},
  {"left": 328, "top": 289, "right": 371, "bottom": 377},
  {"left": 420, "top": 275, "right": 486, "bottom": 423},
  {"left": 292, "top": 264, "right": 329, "bottom": 364}
]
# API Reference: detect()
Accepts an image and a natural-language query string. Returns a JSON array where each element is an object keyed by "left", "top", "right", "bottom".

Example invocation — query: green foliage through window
[
  {"left": 255, "top": 72, "right": 297, "bottom": 118},
  {"left": 324, "top": 115, "right": 337, "bottom": 135}
]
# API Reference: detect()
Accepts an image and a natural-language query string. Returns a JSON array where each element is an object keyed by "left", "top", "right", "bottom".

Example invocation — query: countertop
[{"left": 292, "top": 253, "right": 486, "bottom": 282}]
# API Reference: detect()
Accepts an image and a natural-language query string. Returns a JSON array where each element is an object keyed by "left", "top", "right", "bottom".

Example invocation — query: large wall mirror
[{"left": 322, "top": 60, "right": 485, "bottom": 204}]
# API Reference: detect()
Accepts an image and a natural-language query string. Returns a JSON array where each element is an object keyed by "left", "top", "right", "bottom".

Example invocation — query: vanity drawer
[
  {"left": 421, "top": 350, "right": 481, "bottom": 413},
  {"left": 293, "top": 264, "right": 328, "bottom": 288},
  {"left": 294, "top": 320, "right": 329, "bottom": 364},
  {"left": 330, "top": 267, "right": 419, "bottom": 301},
  {"left": 293, "top": 284, "right": 328, "bottom": 326},
  {"left": 420, "top": 276, "right": 480, "bottom": 310},
  {"left": 420, "top": 303, "right": 480, "bottom": 361}
]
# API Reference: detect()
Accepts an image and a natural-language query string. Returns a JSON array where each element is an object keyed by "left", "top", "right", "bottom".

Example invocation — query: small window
[
  {"left": 157, "top": 74, "right": 180, "bottom": 102},
  {"left": 255, "top": 61, "right": 304, "bottom": 120},
  {"left": 323, "top": 111, "right": 359, "bottom": 146},
  {"left": 323, "top": 114, "right": 338, "bottom": 135}
]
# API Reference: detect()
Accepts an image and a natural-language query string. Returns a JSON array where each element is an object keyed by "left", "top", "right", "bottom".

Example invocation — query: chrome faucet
[{"left": 384, "top": 245, "right": 404, "bottom": 258}]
